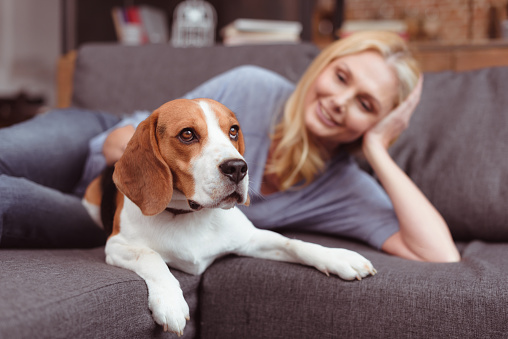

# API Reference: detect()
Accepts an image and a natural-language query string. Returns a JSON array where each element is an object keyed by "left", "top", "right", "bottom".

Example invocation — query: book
[
  {"left": 111, "top": 7, "right": 127, "bottom": 43},
  {"left": 139, "top": 6, "right": 168, "bottom": 44},
  {"left": 221, "top": 18, "right": 302, "bottom": 46},
  {"left": 227, "top": 18, "right": 302, "bottom": 34},
  {"left": 338, "top": 20, "right": 409, "bottom": 40},
  {"left": 111, "top": 6, "right": 168, "bottom": 45}
]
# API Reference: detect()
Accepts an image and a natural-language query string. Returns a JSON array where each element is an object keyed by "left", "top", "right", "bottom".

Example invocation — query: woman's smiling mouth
[{"left": 317, "top": 102, "right": 341, "bottom": 127}]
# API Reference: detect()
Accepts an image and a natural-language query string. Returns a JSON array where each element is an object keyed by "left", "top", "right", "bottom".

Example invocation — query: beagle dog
[{"left": 82, "top": 98, "right": 376, "bottom": 336}]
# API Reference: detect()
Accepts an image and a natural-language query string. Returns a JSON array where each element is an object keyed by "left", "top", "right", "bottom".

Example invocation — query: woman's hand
[
  {"left": 103, "top": 125, "right": 136, "bottom": 165},
  {"left": 363, "top": 76, "right": 423, "bottom": 150}
]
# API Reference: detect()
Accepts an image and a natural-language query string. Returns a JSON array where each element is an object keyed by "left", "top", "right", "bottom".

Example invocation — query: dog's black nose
[{"left": 219, "top": 159, "right": 248, "bottom": 184}]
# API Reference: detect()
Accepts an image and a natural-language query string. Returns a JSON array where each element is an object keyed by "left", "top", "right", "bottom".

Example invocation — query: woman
[{"left": 0, "top": 31, "right": 460, "bottom": 262}]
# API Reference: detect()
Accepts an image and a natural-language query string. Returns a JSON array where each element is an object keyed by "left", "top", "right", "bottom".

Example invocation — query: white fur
[
  {"left": 82, "top": 199, "right": 103, "bottom": 229},
  {"left": 87, "top": 99, "right": 377, "bottom": 336}
]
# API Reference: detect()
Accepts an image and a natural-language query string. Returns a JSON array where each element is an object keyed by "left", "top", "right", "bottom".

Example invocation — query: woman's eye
[
  {"left": 229, "top": 125, "right": 239, "bottom": 140},
  {"left": 359, "top": 98, "right": 373, "bottom": 112},
  {"left": 179, "top": 128, "right": 197, "bottom": 143},
  {"left": 336, "top": 71, "right": 347, "bottom": 83}
]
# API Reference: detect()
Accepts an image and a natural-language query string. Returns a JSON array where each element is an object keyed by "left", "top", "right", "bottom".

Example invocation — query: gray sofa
[{"left": 1, "top": 42, "right": 507, "bottom": 339}]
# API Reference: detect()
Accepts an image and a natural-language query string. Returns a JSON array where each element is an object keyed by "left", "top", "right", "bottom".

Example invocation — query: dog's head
[{"left": 113, "top": 98, "right": 249, "bottom": 216}]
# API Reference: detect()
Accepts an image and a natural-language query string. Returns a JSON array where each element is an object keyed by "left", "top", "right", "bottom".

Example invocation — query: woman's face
[{"left": 304, "top": 50, "right": 399, "bottom": 151}]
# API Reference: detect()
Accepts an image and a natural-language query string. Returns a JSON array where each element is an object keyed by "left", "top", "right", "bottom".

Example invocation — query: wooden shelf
[{"left": 410, "top": 39, "right": 508, "bottom": 72}]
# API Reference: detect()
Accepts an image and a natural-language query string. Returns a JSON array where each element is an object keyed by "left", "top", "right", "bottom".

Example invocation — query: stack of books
[
  {"left": 221, "top": 19, "right": 302, "bottom": 46},
  {"left": 111, "top": 6, "right": 169, "bottom": 45},
  {"left": 338, "top": 20, "right": 409, "bottom": 40}
]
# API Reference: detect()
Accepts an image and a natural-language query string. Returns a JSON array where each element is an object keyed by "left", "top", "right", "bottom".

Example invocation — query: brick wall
[{"left": 344, "top": 0, "right": 508, "bottom": 42}]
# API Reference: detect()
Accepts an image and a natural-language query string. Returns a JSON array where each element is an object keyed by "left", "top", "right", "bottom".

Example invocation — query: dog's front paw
[
  {"left": 319, "top": 248, "right": 377, "bottom": 281},
  {"left": 148, "top": 286, "right": 190, "bottom": 335}
]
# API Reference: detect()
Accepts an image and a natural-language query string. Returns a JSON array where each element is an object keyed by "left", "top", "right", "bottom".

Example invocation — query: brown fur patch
[
  {"left": 113, "top": 115, "right": 173, "bottom": 216},
  {"left": 83, "top": 176, "right": 102, "bottom": 206}
]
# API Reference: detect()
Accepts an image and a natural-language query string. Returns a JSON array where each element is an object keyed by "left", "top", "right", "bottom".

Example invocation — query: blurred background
[{"left": 1, "top": 0, "right": 508, "bottom": 126}]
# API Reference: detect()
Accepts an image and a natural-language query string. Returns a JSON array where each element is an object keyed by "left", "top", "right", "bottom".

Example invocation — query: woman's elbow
[
  {"left": 427, "top": 249, "right": 461, "bottom": 263},
  {"left": 382, "top": 232, "right": 461, "bottom": 262}
]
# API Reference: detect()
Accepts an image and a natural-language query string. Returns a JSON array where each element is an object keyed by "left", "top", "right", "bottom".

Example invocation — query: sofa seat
[
  {"left": 0, "top": 248, "right": 200, "bottom": 339},
  {"left": 2, "top": 233, "right": 506, "bottom": 339},
  {"left": 200, "top": 232, "right": 508, "bottom": 338}
]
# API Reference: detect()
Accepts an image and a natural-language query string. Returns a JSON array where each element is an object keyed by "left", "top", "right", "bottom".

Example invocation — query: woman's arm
[
  {"left": 102, "top": 125, "right": 135, "bottom": 165},
  {"left": 362, "top": 78, "right": 460, "bottom": 262}
]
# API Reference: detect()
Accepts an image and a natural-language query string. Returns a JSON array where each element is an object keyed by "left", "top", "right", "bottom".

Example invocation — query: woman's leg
[
  {"left": 0, "top": 176, "right": 107, "bottom": 248},
  {"left": 0, "top": 108, "right": 119, "bottom": 248},
  {"left": 0, "top": 108, "right": 118, "bottom": 192}
]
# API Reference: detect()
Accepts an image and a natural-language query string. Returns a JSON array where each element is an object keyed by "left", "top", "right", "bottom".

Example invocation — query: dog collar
[{"left": 165, "top": 207, "right": 195, "bottom": 215}]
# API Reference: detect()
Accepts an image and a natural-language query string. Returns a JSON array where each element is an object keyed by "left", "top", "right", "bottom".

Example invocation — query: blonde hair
[{"left": 267, "top": 31, "right": 421, "bottom": 191}]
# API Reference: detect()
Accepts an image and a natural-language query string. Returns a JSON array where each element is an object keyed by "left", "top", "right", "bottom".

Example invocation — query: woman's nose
[{"left": 331, "top": 90, "right": 354, "bottom": 113}]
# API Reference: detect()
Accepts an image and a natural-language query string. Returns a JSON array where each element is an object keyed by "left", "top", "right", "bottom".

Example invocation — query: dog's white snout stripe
[{"left": 198, "top": 100, "right": 242, "bottom": 158}]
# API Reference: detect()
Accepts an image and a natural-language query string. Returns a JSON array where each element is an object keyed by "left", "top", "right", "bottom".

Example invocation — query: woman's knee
[
  {"left": 0, "top": 108, "right": 119, "bottom": 190},
  {"left": 0, "top": 175, "right": 107, "bottom": 248}
]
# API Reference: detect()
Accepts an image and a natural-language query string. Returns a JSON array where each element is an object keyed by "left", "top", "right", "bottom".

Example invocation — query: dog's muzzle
[{"left": 186, "top": 158, "right": 248, "bottom": 210}]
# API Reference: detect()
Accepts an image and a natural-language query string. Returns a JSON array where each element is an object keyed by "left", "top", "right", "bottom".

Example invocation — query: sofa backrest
[
  {"left": 72, "top": 42, "right": 508, "bottom": 242},
  {"left": 72, "top": 43, "right": 320, "bottom": 116},
  {"left": 390, "top": 67, "right": 508, "bottom": 241}
]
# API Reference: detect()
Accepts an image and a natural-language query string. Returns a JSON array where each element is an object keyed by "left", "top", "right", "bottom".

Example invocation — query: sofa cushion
[
  {"left": 0, "top": 247, "right": 200, "bottom": 339},
  {"left": 72, "top": 43, "right": 319, "bottom": 116},
  {"left": 390, "top": 67, "right": 508, "bottom": 241},
  {"left": 199, "top": 232, "right": 508, "bottom": 338}
]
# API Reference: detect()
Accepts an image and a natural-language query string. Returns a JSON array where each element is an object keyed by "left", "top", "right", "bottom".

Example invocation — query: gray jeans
[{"left": 0, "top": 108, "right": 119, "bottom": 248}]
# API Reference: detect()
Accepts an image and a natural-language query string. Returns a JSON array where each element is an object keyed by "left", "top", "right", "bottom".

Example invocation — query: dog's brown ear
[
  {"left": 113, "top": 111, "right": 173, "bottom": 216},
  {"left": 237, "top": 127, "right": 246, "bottom": 156}
]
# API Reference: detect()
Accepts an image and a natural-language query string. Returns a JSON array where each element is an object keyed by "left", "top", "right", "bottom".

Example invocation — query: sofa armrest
[{"left": 56, "top": 50, "right": 77, "bottom": 109}]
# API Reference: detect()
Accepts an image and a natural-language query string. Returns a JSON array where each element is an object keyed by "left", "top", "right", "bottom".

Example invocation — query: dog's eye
[
  {"left": 179, "top": 128, "right": 197, "bottom": 144},
  {"left": 229, "top": 125, "right": 239, "bottom": 141}
]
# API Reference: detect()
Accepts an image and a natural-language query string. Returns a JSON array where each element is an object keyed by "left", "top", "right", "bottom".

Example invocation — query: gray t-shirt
[{"left": 80, "top": 65, "right": 399, "bottom": 249}]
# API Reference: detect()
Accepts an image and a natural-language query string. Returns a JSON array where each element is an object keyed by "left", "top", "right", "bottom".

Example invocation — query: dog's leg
[
  {"left": 105, "top": 237, "right": 190, "bottom": 335},
  {"left": 235, "top": 229, "right": 377, "bottom": 280}
]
